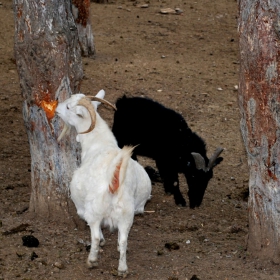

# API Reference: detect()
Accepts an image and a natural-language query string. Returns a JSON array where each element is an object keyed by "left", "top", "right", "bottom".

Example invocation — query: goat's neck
[{"left": 78, "top": 114, "right": 117, "bottom": 159}]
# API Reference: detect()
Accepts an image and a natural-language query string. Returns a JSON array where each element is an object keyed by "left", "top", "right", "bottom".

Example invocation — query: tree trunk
[
  {"left": 72, "top": 0, "right": 95, "bottom": 57},
  {"left": 239, "top": 0, "right": 280, "bottom": 261},
  {"left": 14, "top": 0, "right": 84, "bottom": 227}
]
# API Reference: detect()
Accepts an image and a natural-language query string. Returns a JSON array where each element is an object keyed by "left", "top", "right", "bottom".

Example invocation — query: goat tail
[{"left": 108, "top": 146, "right": 135, "bottom": 194}]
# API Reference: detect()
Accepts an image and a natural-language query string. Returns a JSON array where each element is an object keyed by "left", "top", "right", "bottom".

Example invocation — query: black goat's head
[{"left": 186, "top": 147, "right": 224, "bottom": 208}]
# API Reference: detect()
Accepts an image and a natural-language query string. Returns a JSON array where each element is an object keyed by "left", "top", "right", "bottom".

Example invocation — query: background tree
[
  {"left": 72, "top": 0, "right": 95, "bottom": 56},
  {"left": 239, "top": 0, "right": 280, "bottom": 261},
  {"left": 14, "top": 0, "right": 84, "bottom": 226}
]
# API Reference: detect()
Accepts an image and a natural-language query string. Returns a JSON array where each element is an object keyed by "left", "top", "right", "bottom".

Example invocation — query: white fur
[{"left": 55, "top": 90, "right": 151, "bottom": 276}]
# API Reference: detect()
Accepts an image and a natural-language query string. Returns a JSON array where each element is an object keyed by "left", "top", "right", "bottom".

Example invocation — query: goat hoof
[
  {"left": 165, "top": 190, "right": 174, "bottom": 195},
  {"left": 118, "top": 270, "right": 128, "bottom": 278},
  {"left": 87, "top": 259, "right": 98, "bottom": 268},
  {"left": 175, "top": 198, "right": 186, "bottom": 207},
  {"left": 100, "top": 239, "right": 106, "bottom": 247}
]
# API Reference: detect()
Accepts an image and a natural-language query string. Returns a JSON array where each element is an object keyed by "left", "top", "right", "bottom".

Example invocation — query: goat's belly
[
  {"left": 102, "top": 216, "right": 119, "bottom": 231},
  {"left": 71, "top": 196, "right": 86, "bottom": 220}
]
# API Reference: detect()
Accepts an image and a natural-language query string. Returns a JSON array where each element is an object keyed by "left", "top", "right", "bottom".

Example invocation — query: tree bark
[
  {"left": 72, "top": 0, "right": 95, "bottom": 57},
  {"left": 14, "top": 0, "right": 84, "bottom": 227},
  {"left": 239, "top": 0, "right": 280, "bottom": 261}
]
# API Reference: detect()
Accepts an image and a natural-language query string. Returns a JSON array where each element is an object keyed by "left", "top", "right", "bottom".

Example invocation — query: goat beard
[{"left": 57, "top": 123, "right": 71, "bottom": 142}]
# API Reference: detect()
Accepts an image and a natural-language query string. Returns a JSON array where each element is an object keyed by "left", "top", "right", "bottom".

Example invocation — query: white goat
[{"left": 55, "top": 90, "right": 152, "bottom": 276}]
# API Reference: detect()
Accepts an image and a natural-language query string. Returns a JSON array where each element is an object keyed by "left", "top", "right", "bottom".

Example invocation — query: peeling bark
[
  {"left": 72, "top": 0, "right": 95, "bottom": 57},
  {"left": 14, "top": 0, "right": 84, "bottom": 227},
  {"left": 239, "top": 0, "right": 280, "bottom": 261}
]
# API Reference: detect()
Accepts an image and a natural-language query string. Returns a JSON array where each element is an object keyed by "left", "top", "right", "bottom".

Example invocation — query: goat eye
[
  {"left": 77, "top": 114, "right": 83, "bottom": 118},
  {"left": 66, "top": 104, "right": 70, "bottom": 110}
]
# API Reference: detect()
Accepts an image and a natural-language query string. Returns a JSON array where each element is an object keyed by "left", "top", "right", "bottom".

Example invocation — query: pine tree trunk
[
  {"left": 239, "top": 0, "right": 280, "bottom": 261},
  {"left": 14, "top": 0, "right": 84, "bottom": 227},
  {"left": 72, "top": 0, "right": 95, "bottom": 57}
]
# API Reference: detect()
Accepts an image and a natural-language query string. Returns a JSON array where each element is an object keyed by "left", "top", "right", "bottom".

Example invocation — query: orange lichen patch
[
  {"left": 109, "top": 161, "right": 122, "bottom": 194},
  {"left": 41, "top": 100, "right": 58, "bottom": 120},
  {"left": 72, "top": 0, "right": 90, "bottom": 27},
  {"left": 35, "top": 92, "right": 58, "bottom": 121}
]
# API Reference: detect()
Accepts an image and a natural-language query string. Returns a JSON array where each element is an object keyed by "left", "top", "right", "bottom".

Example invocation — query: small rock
[
  {"left": 157, "top": 250, "right": 164, "bottom": 256},
  {"left": 54, "top": 261, "right": 65, "bottom": 269},
  {"left": 217, "top": 87, "right": 223, "bottom": 91},
  {"left": 110, "top": 268, "right": 118, "bottom": 276},
  {"left": 190, "top": 275, "right": 200, "bottom": 280},
  {"left": 16, "top": 251, "right": 25, "bottom": 258},
  {"left": 165, "top": 242, "right": 180, "bottom": 250},
  {"left": 141, "top": 4, "right": 149, "bottom": 8},
  {"left": 175, "top": 8, "right": 183, "bottom": 14},
  {"left": 31, "top": 251, "right": 38, "bottom": 261},
  {"left": 160, "top": 8, "right": 175, "bottom": 14},
  {"left": 22, "top": 235, "right": 39, "bottom": 247}
]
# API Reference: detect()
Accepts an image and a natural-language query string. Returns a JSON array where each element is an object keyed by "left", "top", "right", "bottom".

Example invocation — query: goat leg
[
  {"left": 117, "top": 220, "right": 133, "bottom": 276},
  {"left": 173, "top": 185, "right": 186, "bottom": 207},
  {"left": 87, "top": 221, "right": 101, "bottom": 268}
]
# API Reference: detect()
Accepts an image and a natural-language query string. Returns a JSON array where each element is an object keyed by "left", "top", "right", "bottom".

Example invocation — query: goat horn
[
  {"left": 87, "top": 96, "right": 117, "bottom": 110},
  {"left": 208, "top": 147, "right": 224, "bottom": 169},
  {"left": 191, "top": 152, "right": 206, "bottom": 171},
  {"left": 77, "top": 97, "right": 96, "bottom": 134}
]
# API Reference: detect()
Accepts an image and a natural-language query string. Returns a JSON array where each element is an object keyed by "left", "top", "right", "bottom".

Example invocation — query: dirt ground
[{"left": 1, "top": 0, "right": 280, "bottom": 279}]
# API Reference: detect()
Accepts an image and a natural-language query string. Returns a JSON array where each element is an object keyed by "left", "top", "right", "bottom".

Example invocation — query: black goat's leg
[
  {"left": 155, "top": 160, "right": 186, "bottom": 206},
  {"left": 163, "top": 176, "right": 186, "bottom": 206}
]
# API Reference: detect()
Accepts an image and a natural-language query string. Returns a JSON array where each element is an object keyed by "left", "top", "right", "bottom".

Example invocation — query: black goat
[{"left": 112, "top": 95, "right": 223, "bottom": 208}]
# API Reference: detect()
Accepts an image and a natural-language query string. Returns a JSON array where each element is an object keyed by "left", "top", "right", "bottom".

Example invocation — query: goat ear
[
  {"left": 92, "top": 89, "right": 105, "bottom": 109},
  {"left": 75, "top": 105, "right": 87, "bottom": 118}
]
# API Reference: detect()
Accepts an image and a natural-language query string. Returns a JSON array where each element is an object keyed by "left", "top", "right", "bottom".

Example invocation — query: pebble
[
  {"left": 54, "top": 261, "right": 64, "bottom": 269},
  {"left": 22, "top": 235, "right": 39, "bottom": 247},
  {"left": 175, "top": 8, "right": 183, "bottom": 14}
]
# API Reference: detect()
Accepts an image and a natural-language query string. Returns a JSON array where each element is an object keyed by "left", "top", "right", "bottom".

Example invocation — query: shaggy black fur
[{"left": 112, "top": 96, "right": 223, "bottom": 208}]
